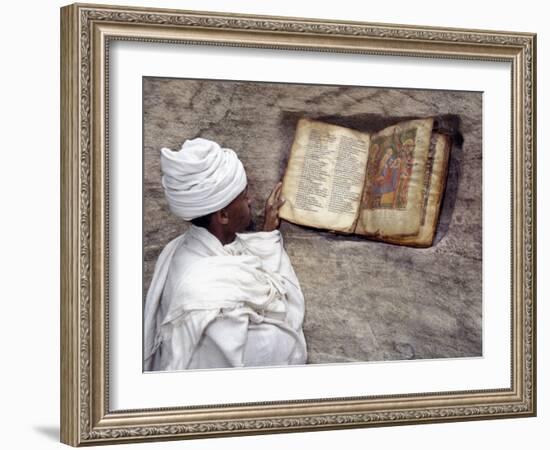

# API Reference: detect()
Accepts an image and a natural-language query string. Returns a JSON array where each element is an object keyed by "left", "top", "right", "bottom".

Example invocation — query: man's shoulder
[{"left": 170, "top": 236, "right": 204, "bottom": 264}]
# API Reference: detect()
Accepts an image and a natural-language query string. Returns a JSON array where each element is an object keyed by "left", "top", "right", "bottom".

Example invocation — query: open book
[{"left": 279, "top": 117, "right": 451, "bottom": 247}]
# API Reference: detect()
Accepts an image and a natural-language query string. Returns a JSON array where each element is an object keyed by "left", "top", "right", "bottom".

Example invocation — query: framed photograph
[{"left": 60, "top": 3, "right": 536, "bottom": 446}]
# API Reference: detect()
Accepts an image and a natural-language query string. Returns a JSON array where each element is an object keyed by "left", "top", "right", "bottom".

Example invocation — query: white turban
[{"left": 160, "top": 138, "right": 247, "bottom": 220}]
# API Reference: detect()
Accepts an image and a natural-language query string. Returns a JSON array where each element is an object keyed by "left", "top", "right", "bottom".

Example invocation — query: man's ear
[{"left": 215, "top": 208, "right": 230, "bottom": 225}]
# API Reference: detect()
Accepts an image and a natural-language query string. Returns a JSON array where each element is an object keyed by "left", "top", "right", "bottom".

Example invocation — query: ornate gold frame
[{"left": 60, "top": 3, "right": 536, "bottom": 446}]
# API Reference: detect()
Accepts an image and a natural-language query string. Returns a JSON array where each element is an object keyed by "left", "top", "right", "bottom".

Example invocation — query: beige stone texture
[{"left": 143, "top": 78, "right": 482, "bottom": 364}]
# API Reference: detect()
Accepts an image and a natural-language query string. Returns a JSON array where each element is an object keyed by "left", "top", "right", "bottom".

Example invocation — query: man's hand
[{"left": 262, "top": 181, "right": 286, "bottom": 232}]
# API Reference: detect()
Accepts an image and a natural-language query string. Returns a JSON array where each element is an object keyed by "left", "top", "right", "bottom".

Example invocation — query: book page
[
  {"left": 377, "top": 133, "right": 451, "bottom": 247},
  {"left": 355, "top": 118, "right": 434, "bottom": 237},
  {"left": 279, "top": 119, "right": 370, "bottom": 232}
]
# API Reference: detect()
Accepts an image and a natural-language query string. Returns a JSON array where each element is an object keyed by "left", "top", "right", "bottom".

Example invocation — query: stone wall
[{"left": 143, "top": 77, "right": 482, "bottom": 364}]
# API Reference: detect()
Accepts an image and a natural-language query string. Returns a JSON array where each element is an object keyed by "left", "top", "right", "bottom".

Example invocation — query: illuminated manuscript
[{"left": 279, "top": 118, "right": 451, "bottom": 247}]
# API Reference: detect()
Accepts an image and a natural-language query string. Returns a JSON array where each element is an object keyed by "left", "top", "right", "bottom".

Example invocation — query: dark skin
[{"left": 207, "top": 182, "right": 285, "bottom": 245}]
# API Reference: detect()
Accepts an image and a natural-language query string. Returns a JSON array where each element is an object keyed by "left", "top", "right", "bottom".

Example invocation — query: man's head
[
  {"left": 190, "top": 185, "right": 252, "bottom": 234},
  {"left": 160, "top": 138, "right": 251, "bottom": 240}
]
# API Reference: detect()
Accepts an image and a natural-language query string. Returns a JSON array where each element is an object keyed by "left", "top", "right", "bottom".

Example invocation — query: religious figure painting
[
  {"left": 365, "top": 128, "right": 417, "bottom": 210},
  {"left": 142, "top": 76, "right": 482, "bottom": 372}
]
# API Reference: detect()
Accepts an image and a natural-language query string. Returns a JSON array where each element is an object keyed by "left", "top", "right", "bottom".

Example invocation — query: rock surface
[{"left": 143, "top": 77, "right": 482, "bottom": 364}]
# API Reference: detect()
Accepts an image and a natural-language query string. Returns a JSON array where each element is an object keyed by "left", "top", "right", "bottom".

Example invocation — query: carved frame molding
[{"left": 61, "top": 3, "right": 536, "bottom": 446}]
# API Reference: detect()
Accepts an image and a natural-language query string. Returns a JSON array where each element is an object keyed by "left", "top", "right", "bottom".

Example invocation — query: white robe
[{"left": 144, "top": 225, "right": 307, "bottom": 371}]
